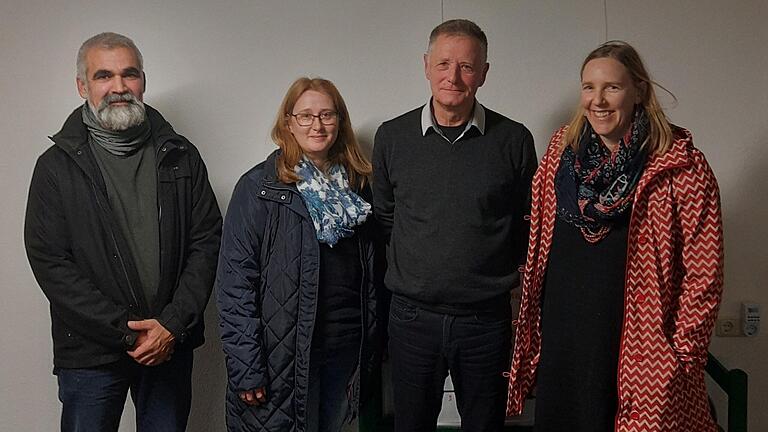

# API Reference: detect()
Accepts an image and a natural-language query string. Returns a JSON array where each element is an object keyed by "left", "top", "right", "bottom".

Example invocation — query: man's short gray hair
[
  {"left": 77, "top": 32, "right": 143, "bottom": 82},
  {"left": 427, "top": 19, "right": 488, "bottom": 62}
]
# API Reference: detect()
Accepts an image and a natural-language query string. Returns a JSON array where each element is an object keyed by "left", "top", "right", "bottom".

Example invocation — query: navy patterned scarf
[
  {"left": 555, "top": 108, "right": 649, "bottom": 243},
  {"left": 294, "top": 157, "right": 371, "bottom": 246}
]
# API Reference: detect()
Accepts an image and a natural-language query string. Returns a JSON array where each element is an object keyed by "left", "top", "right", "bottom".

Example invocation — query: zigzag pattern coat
[{"left": 506, "top": 126, "right": 724, "bottom": 432}]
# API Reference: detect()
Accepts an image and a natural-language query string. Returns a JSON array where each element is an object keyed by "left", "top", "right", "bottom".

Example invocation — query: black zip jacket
[{"left": 25, "top": 105, "right": 222, "bottom": 369}]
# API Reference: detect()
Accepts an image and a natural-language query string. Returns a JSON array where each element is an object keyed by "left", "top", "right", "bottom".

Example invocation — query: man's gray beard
[{"left": 91, "top": 95, "right": 146, "bottom": 131}]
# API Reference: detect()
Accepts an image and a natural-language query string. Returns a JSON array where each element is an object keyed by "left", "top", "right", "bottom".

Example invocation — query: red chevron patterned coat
[{"left": 506, "top": 126, "right": 724, "bottom": 432}]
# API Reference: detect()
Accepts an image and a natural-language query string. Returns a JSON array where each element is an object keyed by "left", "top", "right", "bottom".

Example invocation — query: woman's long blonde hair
[
  {"left": 271, "top": 77, "right": 371, "bottom": 189},
  {"left": 562, "top": 41, "right": 676, "bottom": 155}
]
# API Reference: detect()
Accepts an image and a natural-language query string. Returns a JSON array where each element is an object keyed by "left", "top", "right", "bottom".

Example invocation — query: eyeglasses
[{"left": 289, "top": 111, "right": 339, "bottom": 127}]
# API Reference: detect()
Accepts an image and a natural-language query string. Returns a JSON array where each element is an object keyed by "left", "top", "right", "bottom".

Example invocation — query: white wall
[{"left": 1, "top": 1, "right": 765, "bottom": 430}]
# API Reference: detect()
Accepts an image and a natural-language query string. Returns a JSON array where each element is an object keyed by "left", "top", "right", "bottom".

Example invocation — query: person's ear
[{"left": 76, "top": 77, "right": 88, "bottom": 100}]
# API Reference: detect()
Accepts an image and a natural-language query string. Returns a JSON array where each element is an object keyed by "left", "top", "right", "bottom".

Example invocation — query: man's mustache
[{"left": 98, "top": 93, "right": 139, "bottom": 111}]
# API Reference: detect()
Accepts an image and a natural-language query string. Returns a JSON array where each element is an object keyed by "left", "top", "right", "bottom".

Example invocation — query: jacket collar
[
  {"left": 258, "top": 150, "right": 311, "bottom": 220},
  {"left": 635, "top": 126, "right": 693, "bottom": 195}
]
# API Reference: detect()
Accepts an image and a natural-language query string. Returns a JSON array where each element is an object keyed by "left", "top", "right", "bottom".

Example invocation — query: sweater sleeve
[
  {"left": 372, "top": 124, "right": 395, "bottom": 242},
  {"left": 512, "top": 127, "right": 538, "bottom": 273},
  {"left": 216, "top": 174, "right": 270, "bottom": 391}
]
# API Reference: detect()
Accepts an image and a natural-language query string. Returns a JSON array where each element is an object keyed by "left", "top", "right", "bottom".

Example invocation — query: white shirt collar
[{"left": 420, "top": 99, "right": 486, "bottom": 140}]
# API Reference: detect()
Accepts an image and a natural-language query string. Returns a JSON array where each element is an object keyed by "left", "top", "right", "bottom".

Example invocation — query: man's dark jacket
[
  {"left": 217, "top": 151, "right": 379, "bottom": 432},
  {"left": 25, "top": 105, "right": 222, "bottom": 369}
]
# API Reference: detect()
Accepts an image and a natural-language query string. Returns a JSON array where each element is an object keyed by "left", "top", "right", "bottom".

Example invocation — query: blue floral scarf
[{"left": 294, "top": 157, "right": 371, "bottom": 246}]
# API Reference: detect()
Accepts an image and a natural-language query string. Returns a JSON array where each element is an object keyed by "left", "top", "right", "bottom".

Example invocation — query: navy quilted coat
[{"left": 217, "top": 151, "right": 378, "bottom": 432}]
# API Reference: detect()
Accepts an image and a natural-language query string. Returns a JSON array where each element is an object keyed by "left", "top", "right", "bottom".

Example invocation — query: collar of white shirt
[{"left": 420, "top": 98, "right": 486, "bottom": 142}]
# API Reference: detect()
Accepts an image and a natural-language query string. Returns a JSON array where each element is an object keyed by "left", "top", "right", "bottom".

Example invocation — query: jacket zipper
[
  {"left": 154, "top": 144, "right": 168, "bottom": 308},
  {"left": 281, "top": 184, "right": 317, "bottom": 429},
  {"left": 357, "top": 234, "right": 367, "bottom": 360},
  {"left": 351, "top": 235, "right": 368, "bottom": 413},
  {"left": 89, "top": 179, "right": 143, "bottom": 315}
]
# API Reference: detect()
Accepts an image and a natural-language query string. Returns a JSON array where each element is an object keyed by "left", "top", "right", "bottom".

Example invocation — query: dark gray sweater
[
  {"left": 372, "top": 105, "right": 537, "bottom": 314},
  {"left": 91, "top": 140, "right": 160, "bottom": 306}
]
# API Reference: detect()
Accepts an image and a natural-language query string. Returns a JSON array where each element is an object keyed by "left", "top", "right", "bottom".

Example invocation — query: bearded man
[{"left": 24, "top": 32, "right": 222, "bottom": 432}]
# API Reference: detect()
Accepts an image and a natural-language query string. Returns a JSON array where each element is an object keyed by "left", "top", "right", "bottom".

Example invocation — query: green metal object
[{"left": 706, "top": 352, "right": 749, "bottom": 432}]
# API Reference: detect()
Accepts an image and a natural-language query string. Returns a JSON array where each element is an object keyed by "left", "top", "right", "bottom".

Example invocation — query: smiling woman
[
  {"left": 506, "top": 41, "right": 724, "bottom": 432},
  {"left": 579, "top": 57, "right": 642, "bottom": 151},
  {"left": 216, "top": 77, "right": 378, "bottom": 432},
  {"left": 286, "top": 90, "right": 340, "bottom": 167}
]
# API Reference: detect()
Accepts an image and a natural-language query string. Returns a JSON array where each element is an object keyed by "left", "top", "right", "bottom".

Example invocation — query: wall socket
[
  {"left": 716, "top": 302, "right": 761, "bottom": 337},
  {"left": 716, "top": 318, "right": 741, "bottom": 337}
]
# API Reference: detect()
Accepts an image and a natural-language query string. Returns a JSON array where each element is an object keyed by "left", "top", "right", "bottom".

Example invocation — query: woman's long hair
[
  {"left": 562, "top": 41, "right": 676, "bottom": 155},
  {"left": 271, "top": 77, "right": 371, "bottom": 189}
]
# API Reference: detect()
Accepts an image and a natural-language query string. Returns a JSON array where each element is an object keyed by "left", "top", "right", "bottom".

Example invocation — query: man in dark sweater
[
  {"left": 24, "top": 32, "right": 221, "bottom": 431},
  {"left": 372, "top": 19, "right": 537, "bottom": 432}
]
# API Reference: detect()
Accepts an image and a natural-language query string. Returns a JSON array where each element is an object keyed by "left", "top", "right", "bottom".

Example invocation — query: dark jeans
[
  {"left": 306, "top": 342, "right": 361, "bottom": 432},
  {"left": 388, "top": 295, "right": 511, "bottom": 432},
  {"left": 55, "top": 349, "right": 193, "bottom": 432}
]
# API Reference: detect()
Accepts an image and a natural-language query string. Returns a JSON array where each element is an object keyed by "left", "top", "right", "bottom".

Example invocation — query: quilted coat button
[
  {"left": 636, "top": 294, "right": 647, "bottom": 304},
  {"left": 639, "top": 235, "right": 648, "bottom": 244},
  {"left": 629, "top": 411, "right": 640, "bottom": 420},
  {"left": 633, "top": 354, "right": 644, "bottom": 362}
]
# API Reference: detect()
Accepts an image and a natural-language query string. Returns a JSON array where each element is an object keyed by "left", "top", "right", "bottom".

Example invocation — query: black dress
[{"left": 533, "top": 213, "right": 630, "bottom": 432}]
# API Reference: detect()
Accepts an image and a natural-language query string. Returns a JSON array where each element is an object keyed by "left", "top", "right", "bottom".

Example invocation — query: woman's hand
[{"left": 239, "top": 387, "right": 267, "bottom": 406}]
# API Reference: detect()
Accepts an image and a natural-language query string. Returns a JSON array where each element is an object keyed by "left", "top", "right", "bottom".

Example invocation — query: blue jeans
[
  {"left": 388, "top": 295, "right": 511, "bottom": 432},
  {"left": 55, "top": 350, "right": 193, "bottom": 432},
  {"left": 306, "top": 343, "right": 360, "bottom": 432}
]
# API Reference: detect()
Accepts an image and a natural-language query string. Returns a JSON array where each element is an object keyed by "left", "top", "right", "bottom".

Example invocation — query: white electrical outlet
[
  {"left": 716, "top": 318, "right": 740, "bottom": 337},
  {"left": 741, "top": 302, "right": 760, "bottom": 337}
]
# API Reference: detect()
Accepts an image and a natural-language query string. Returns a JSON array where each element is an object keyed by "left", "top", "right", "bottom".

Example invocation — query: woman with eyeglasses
[
  {"left": 505, "top": 41, "right": 723, "bottom": 432},
  {"left": 217, "top": 77, "right": 378, "bottom": 432}
]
